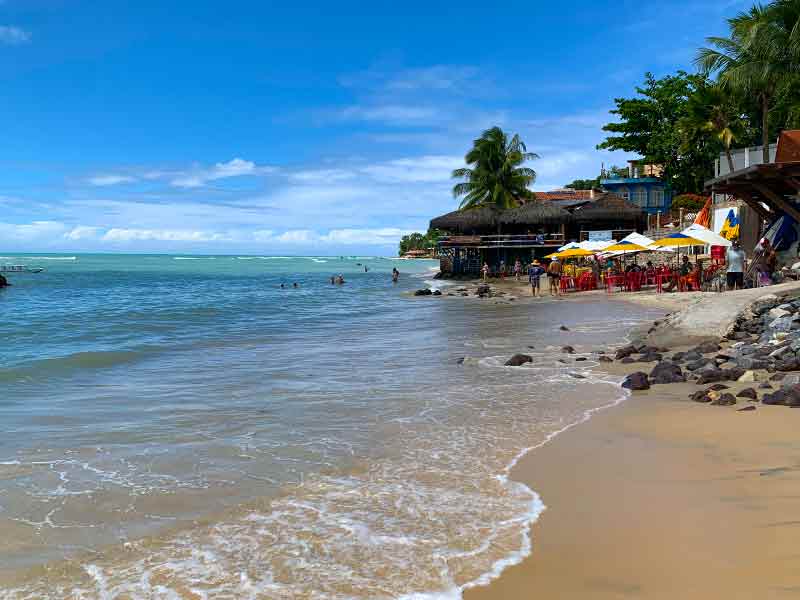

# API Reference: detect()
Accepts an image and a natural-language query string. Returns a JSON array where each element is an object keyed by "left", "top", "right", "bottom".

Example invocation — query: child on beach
[
  {"left": 514, "top": 259, "right": 522, "bottom": 281},
  {"left": 528, "top": 260, "right": 545, "bottom": 297}
]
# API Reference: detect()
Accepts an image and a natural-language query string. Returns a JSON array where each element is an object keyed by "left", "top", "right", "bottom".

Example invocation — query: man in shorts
[
  {"left": 547, "top": 257, "right": 562, "bottom": 296},
  {"left": 726, "top": 239, "right": 746, "bottom": 290}
]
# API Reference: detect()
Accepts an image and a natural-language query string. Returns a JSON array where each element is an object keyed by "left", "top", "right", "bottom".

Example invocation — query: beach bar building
[{"left": 431, "top": 192, "right": 646, "bottom": 276}]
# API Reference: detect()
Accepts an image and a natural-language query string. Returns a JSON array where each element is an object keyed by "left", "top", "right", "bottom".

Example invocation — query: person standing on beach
[
  {"left": 528, "top": 260, "right": 545, "bottom": 297},
  {"left": 481, "top": 262, "right": 489, "bottom": 281},
  {"left": 547, "top": 258, "right": 562, "bottom": 296},
  {"left": 499, "top": 261, "right": 507, "bottom": 279},
  {"left": 514, "top": 259, "right": 522, "bottom": 281},
  {"left": 726, "top": 240, "right": 746, "bottom": 290}
]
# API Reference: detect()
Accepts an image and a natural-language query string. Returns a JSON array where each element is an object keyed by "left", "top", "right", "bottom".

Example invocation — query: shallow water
[{"left": 0, "top": 255, "right": 660, "bottom": 598}]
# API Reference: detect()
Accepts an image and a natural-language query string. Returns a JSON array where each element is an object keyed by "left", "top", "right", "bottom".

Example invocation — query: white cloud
[
  {"left": 337, "top": 104, "right": 443, "bottom": 126},
  {"left": 0, "top": 221, "right": 67, "bottom": 242},
  {"left": 101, "top": 228, "right": 231, "bottom": 243},
  {"left": 170, "top": 158, "right": 275, "bottom": 188},
  {"left": 275, "top": 230, "right": 316, "bottom": 243},
  {"left": 289, "top": 169, "right": 356, "bottom": 184},
  {"left": 0, "top": 26, "right": 31, "bottom": 45},
  {"left": 320, "top": 228, "right": 413, "bottom": 245},
  {"left": 64, "top": 226, "right": 101, "bottom": 240},
  {"left": 360, "top": 155, "right": 462, "bottom": 183},
  {"left": 87, "top": 174, "right": 137, "bottom": 186}
]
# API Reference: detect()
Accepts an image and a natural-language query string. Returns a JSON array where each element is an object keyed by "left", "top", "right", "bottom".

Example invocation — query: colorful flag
[
  {"left": 719, "top": 208, "right": 740, "bottom": 240},
  {"left": 693, "top": 197, "right": 712, "bottom": 228}
]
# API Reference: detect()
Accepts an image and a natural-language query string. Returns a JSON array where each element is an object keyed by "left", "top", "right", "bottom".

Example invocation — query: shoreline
[{"left": 466, "top": 281, "right": 800, "bottom": 599}]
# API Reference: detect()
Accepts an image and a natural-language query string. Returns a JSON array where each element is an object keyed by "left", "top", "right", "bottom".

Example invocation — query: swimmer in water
[{"left": 391, "top": 267, "right": 399, "bottom": 283}]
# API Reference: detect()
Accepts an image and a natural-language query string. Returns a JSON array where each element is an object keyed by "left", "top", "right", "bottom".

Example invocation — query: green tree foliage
[
  {"left": 696, "top": 3, "right": 800, "bottom": 162},
  {"left": 564, "top": 178, "right": 598, "bottom": 190},
  {"left": 679, "top": 82, "right": 748, "bottom": 173},
  {"left": 399, "top": 229, "right": 441, "bottom": 256},
  {"left": 671, "top": 193, "right": 709, "bottom": 211},
  {"left": 598, "top": 71, "right": 720, "bottom": 194},
  {"left": 451, "top": 127, "right": 538, "bottom": 210}
]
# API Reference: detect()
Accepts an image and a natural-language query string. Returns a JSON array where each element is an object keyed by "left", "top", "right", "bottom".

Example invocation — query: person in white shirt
[{"left": 726, "top": 240, "right": 746, "bottom": 290}]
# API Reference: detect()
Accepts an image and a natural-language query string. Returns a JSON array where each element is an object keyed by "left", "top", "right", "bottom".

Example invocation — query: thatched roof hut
[
  {"left": 429, "top": 201, "right": 571, "bottom": 233},
  {"left": 571, "top": 192, "right": 645, "bottom": 223}
]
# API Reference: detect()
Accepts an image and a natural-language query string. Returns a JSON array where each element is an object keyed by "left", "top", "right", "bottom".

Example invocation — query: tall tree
[
  {"left": 598, "top": 71, "right": 717, "bottom": 193},
  {"left": 679, "top": 83, "right": 746, "bottom": 172},
  {"left": 451, "top": 127, "right": 538, "bottom": 211},
  {"left": 697, "top": 3, "right": 800, "bottom": 162}
]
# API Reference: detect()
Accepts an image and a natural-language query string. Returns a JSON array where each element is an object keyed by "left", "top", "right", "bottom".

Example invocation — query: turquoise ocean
[{"left": 0, "top": 254, "right": 658, "bottom": 599}]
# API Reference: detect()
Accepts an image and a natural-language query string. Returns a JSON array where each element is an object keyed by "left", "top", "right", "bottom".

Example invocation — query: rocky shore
[{"left": 615, "top": 288, "right": 800, "bottom": 408}]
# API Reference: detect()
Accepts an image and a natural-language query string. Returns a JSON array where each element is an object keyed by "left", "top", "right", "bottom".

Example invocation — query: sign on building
[{"left": 587, "top": 230, "right": 613, "bottom": 241}]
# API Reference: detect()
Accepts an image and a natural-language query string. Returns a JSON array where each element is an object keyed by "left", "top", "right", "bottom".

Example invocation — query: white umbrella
[
  {"left": 557, "top": 241, "right": 581, "bottom": 252},
  {"left": 681, "top": 224, "right": 732, "bottom": 247}
]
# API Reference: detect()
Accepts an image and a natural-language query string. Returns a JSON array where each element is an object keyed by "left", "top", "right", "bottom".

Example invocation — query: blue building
[{"left": 599, "top": 161, "right": 672, "bottom": 215}]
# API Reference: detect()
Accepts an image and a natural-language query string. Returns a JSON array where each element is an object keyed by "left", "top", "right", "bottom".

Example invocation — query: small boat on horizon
[{"left": 0, "top": 265, "right": 44, "bottom": 274}]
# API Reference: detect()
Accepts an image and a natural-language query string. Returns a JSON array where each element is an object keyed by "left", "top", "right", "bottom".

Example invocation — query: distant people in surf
[{"left": 392, "top": 268, "right": 399, "bottom": 283}]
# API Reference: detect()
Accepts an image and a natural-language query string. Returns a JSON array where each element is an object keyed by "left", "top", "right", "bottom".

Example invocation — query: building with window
[{"left": 599, "top": 160, "right": 672, "bottom": 215}]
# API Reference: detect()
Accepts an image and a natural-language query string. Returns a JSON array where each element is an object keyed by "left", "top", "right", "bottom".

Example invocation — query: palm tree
[
  {"left": 696, "top": 3, "right": 800, "bottom": 162},
  {"left": 451, "top": 126, "right": 538, "bottom": 211},
  {"left": 680, "top": 83, "right": 745, "bottom": 172}
]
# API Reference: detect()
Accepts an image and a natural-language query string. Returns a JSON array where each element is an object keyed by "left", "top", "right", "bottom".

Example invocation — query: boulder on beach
[
  {"left": 615, "top": 345, "right": 637, "bottom": 360},
  {"left": 737, "top": 405, "right": 757, "bottom": 412},
  {"left": 695, "top": 341, "right": 722, "bottom": 355},
  {"left": 649, "top": 362, "right": 684, "bottom": 384},
  {"left": 414, "top": 289, "right": 433, "bottom": 296},
  {"left": 505, "top": 354, "right": 533, "bottom": 367},
  {"left": 690, "top": 390, "right": 712, "bottom": 403},
  {"left": 736, "top": 388, "right": 758, "bottom": 400},
  {"left": 476, "top": 284, "right": 491, "bottom": 297},
  {"left": 562, "top": 345, "right": 575, "bottom": 354},
  {"left": 598, "top": 356, "right": 613, "bottom": 363},
  {"left": 0, "top": 274, "right": 7, "bottom": 287},
  {"left": 559, "top": 325, "right": 570, "bottom": 331},
  {"left": 711, "top": 393, "right": 737, "bottom": 406},
  {"left": 622, "top": 372, "right": 650, "bottom": 391}
]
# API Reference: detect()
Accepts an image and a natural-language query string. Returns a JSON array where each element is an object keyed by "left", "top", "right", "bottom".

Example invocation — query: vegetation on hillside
[{"left": 399, "top": 229, "right": 441, "bottom": 256}]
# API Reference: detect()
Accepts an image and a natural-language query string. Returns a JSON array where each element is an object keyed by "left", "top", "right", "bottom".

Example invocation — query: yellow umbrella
[
  {"left": 555, "top": 248, "right": 595, "bottom": 258},
  {"left": 649, "top": 233, "right": 705, "bottom": 248},
  {"left": 602, "top": 240, "right": 651, "bottom": 252}
]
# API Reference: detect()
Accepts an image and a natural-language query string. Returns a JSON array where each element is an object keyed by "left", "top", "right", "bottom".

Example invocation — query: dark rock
[
  {"left": 737, "top": 405, "right": 757, "bottom": 412},
  {"left": 684, "top": 351, "right": 703, "bottom": 362},
  {"left": 723, "top": 367, "right": 746, "bottom": 382},
  {"left": 707, "top": 384, "right": 729, "bottom": 391},
  {"left": 695, "top": 341, "right": 721, "bottom": 354},
  {"left": 649, "top": 362, "right": 685, "bottom": 384},
  {"left": 562, "top": 345, "right": 575, "bottom": 354},
  {"left": 784, "top": 385, "right": 800, "bottom": 407},
  {"left": 770, "top": 372, "right": 787, "bottom": 381},
  {"left": 432, "top": 290, "right": 442, "bottom": 296},
  {"left": 476, "top": 283, "right": 491, "bottom": 297},
  {"left": 0, "top": 274, "right": 7, "bottom": 287},
  {"left": 621, "top": 357, "right": 635, "bottom": 364},
  {"left": 762, "top": 390, "right": 787, "bottom": 405},
  {"left": 759, "top": 382, "right": 773, "bottom": 389},
  {"left": 736, "top": 388, "right": 757, "bottom": 400},
  {"left": 598, "top": 356, "right": 613, "bottom": 363},
  {"left": 776, "top": 358, "right": 800, "bottom": 371},
  {"left": 711, "top": 393, "right": 737, "bottom": 406},
  {"left": 697, "top": 369, "right": 725, "bottom": 384},
  {"left": 686, "top": 359, "right": 709, "bottom": 372},
  {"left": 527, "top": 345, "right": 535, "bottom": 349},
  {"left": 615, "top": 345, "right": 637, "bottom": 360},
  {"left": 414, "top": 288, "right": 433, "bottom": 296},
  {"left": 728, "top": 331, "right": 751, "bottom": 341},
  {"left": 559, "top": 325, "right": 570, "bottom": 331},
  {"left": 575, "top": 357, "right": 587, "bottom": 362},
  {"left": 621, "top": 372, "right": 650, "bottom": 391},
  {"left": 736, "top": 357, "right": 769, "bottom": 370},
  {"left": 456, "top": 357, "right": 465, "bottom": 365},
  {"left": 671, "top": 352, "right": 686, "bottom": 362},
  {"left": 505, "top": 354, "right": 532, "bottom": 367},
  {"left": 569, "top": 373, "right": 586, "bottom": 379},
  {"left": 636, "top": 353, "right": 663, "bottom": 363},
  {"left": 690, "top": 390, "right": 711, "bottom": 403}
]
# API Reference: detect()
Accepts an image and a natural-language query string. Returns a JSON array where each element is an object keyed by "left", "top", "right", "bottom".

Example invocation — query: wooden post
[
  {"left": 752, "top": 183, "right": 800, "bottom": 224},
  {"left": 732, "top": 188, "right": 772, "bottom": 221},
  {"left": 656, "top": 211, "right": 661, "bottom": 229}
]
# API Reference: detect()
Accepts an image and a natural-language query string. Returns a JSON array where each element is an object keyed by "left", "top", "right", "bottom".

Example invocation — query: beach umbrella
[
  {"left": 681, "top": 224, "right": 732, "bottom": 247},
  {"left": 649, "top": 233, "right": 706, "bottom": 248},
  {"left": 555, "top": 247, "right": 595, "bottom": 258},
  {"left": 601, "top": 240, "right": 651, "bottom": 252},
  {"left": 556, "top": 241, "right": 581, "bottom": 252}
]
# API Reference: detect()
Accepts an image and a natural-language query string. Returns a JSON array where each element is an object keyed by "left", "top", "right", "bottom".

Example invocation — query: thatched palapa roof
[
  {"left": 571, "top": 192, "right": 645, "bottom": 222},
  {"left": 429, "top": 201, "right": 571, "bottom": 233}
]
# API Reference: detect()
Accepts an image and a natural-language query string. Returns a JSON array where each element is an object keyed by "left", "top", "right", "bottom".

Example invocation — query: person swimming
[
  {"left": 391, "top": 267, "right": 399, "bottom": 283},
  {"left": 293, "top": 282, "right": 299, "bottom": 288}
]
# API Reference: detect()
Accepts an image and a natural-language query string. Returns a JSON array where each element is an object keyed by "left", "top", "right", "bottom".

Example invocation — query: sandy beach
[{"left": 465, "top": 282, "right": 800, "bottom": 599}]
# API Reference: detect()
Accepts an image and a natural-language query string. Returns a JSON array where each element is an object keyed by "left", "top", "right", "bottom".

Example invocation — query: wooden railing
[{"left": 438, "top": 233, "right": 566, "bottom": 247}]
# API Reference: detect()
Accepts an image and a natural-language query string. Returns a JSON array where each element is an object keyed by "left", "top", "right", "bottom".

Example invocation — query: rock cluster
[{"left": 617, "top": 292, "right": 800, "bottom": 408}]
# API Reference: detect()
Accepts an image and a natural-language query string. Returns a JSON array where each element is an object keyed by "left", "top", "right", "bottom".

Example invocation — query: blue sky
[{"left": 0, "top": 0, "right": 751, "bottom": 255}]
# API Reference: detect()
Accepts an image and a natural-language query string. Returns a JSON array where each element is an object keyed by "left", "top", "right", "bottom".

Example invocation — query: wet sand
[{"left": 466, "top": 284, "right": 800, "bottom": 600}]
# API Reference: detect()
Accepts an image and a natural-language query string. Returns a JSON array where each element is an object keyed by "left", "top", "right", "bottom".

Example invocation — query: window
[
  {"left": 618, "top": 186, "right": 630, "bottom": 202},
  {"left": 650, "top": 189, "right": 664, "bottom": 207},
  {"left": 632, "top": 187, "right": 647, "bottom": 207}
]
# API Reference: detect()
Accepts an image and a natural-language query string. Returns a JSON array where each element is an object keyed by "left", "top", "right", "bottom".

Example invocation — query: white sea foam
[{"left": 173, "top": 257, "right": 216, "bottom": 260}]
